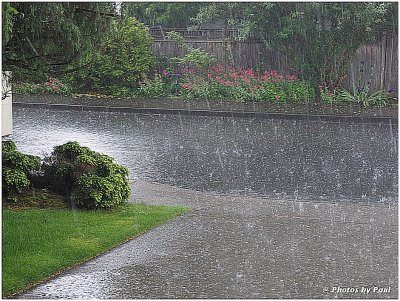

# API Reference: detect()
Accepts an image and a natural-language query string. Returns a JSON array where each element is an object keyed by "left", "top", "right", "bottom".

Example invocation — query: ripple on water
[{"left": 11, "top": 106, "right": 398, "bottom": 204}]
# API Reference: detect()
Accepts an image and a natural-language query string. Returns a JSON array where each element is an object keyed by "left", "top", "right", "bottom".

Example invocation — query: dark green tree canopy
[
  {"left": 122, "top": 2, "right": 203, "bottom": 28},
  {"left": 3, "top": 2, "right": 397, "bottom": 93},
  {"left": 2, "top": 2, "right": 116, "bottom": 80},
  {"left": 67, "top": 17, "right": 155, "bottom": 95},
  {"left": 189, "top": 2, "right": 398, "bottom": 88}
]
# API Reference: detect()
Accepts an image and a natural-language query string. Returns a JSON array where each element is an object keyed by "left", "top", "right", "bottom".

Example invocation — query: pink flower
[
  {"left": 181, "top": 83, "right": 193, "bottom": 90},
  {"left": 262, "top": 75, "right": 270, "bottom": 82},
  {"left": 286, "top": 75, "right": 297, "bottom": 80},
  {"left": 230, "top": 72, "right": 238, "bottom": 80},
  {"left": 244, "top": 69, "right": 254, "bottom": 77}
]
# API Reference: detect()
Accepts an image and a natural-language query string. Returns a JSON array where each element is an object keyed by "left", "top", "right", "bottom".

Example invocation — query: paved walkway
[{"left": 17, "top": 180, "right": 397, "bottom": 299}]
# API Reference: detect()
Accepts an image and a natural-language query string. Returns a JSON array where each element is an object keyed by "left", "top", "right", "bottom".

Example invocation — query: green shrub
[
  {"left": 319, "top": 85, "right": 391, "bottom": 107},
  {"left": 319, "top": 86, "right": 340, "bottom": 104},
  {"left": 171, "top": 47, "right": 217, "bottom": 69},
  {"left": 41, "top": 141, "right": 131, "bottom": 210},
  {"left": 66, "top": 17, "right": 155, "bottom": 96},
  {"left": 2, "top": 169, "right": 31, "bottom": 199},
  {"left": 2, "top": 141, "right": 40, "bottom": 202},
  {"left": 137, "top": 74, "right": 170, "bottom": 98},
  {"left": 166, "top": 31, "right": 217, "bottom": 69},
  {"left": 283, "top": 81, "right": 315, "bottom": 102},
  {"left": 2, "top": 140, "right": 16, "bottom": 153},
  {"left": 336, "top": 88, "right": 390, "bottom": 107}
]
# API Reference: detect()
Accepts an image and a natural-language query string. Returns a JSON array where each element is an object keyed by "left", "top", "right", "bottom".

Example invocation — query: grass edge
[{"left": 3, "top": 205, "right": 191, "bottom": 299}]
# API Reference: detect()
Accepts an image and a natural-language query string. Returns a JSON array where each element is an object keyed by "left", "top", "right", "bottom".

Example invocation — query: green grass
[{"left": 2, "top": 204, "right": 190, "bottom": 297}]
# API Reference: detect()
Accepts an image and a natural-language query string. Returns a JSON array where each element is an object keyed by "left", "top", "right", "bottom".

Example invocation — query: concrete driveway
[{"left": 16, "top": 180, "right": 397, "bottom": 299}]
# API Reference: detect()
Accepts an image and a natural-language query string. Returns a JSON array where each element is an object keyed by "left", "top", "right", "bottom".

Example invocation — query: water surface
[{"left": 12, "top": 106, "right": 398, "bottom": 203}]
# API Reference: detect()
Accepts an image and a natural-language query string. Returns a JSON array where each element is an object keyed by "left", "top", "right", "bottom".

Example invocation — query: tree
[
  {"left": 2, "top": 2, "right": 116, "bottom": 81},
  {"left": 66, "top": 17, "right": 155, "bottom": 96},
  {"left": 190, "top": 2, "right": 398, "bottom": 90},
  {"left": 122, "top": 2, "right": 203, "bottom": 28}
]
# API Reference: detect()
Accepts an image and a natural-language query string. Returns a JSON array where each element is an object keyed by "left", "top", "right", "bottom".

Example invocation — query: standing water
[{"left": 12, "top": 105, "right": 398, "bottom": 204}]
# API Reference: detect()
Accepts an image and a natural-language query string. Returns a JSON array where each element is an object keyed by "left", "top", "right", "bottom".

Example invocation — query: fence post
[
  {"left": 380, "top": 31, "right": 387, "bottom": 91},
  {"left": 159, "top": 25, "right": 165, "bottom": 40},
  {"left": 222, "top": 26, "right": 227, "bottom": 68}
]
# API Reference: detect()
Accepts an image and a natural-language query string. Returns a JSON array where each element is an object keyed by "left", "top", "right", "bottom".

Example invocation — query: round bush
[
  {"left": 66, "top": 17, "right": 155, "bottom": 96},
  {"left": 2, "top": 141, "right": 40, "bottom": 201},
  {"left": 42, "top": 141, "right": 131, "bottom": 209}
]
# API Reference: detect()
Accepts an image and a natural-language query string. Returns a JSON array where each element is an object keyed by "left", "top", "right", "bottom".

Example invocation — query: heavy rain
[{"left": 2, "top": 2, "right": 398, "bottom": 299}]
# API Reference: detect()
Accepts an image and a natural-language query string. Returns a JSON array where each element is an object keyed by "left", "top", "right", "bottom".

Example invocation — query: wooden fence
[
  {"left": 150, "top": 27, "right": 398, "bottom": 93},
  {"left": 151, "top": 40, "right": 292, "bottom": 74},
  {"left": 342, "top": 32, "right": 398, "bottom": 93},
  {"left": 150, "top": 25, "right": 240, "bottom": 41}
]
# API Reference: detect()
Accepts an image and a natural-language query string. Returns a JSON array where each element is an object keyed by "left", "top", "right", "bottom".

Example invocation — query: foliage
[
  {"left": 13, "top": 77, "right": 71, "bottom": 95},
  {"left": 2, "top": 3, "right": 18, "bottom": 47},
  {"left": 190, "top": 2, "right": 398, "bottom": 89},
  {"left": 177, "top": 64, "right": 315, "bottom": 102},
  {"left": 177, "top": 48, "right": 217, "bottom": 70},
  {"left": 2, "top": 204, "right": 189, "bottom": 297},
  {"left": 2, "top": 2, "right": 116, "bottom": 81},
  {"left": 165, "top": 31, "right": 187, "bottom": 48},
  {"left": 336, "top": 89, "right": 390, "bottom": 107},
  {"left": 319, "top": 64, "right": 392, "bottom": 107},
  {"left": 41, "top": 141, "right": 131, "bottom": 210},
  {"left": 123, "top": 2, "right": 203, "bottom": 27},
  {"left": 137, "top": 64, "right": 315, "bottom": 102},
  {"left": 65, "top": 17, "right": 155, "bottom": 96},
  {"left": 2, "top": 141, "right": 40, "bottom": 202},
  {"left": 319, "top": 86, "right": 340, "bottom": 104},
  {"left": 320, "top": 85, "right": 390, "bottom": 107},
  {"left": 166, "top": 31, "right": 217, "bottom": 69},
  {"left": 137, "top": 73, "right": 175, "bottom": 98}
]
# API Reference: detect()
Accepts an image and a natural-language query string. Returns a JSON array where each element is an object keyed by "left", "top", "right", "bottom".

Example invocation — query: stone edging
[{"left": 13, "top": 101, "right": 398, "bottom": 124}]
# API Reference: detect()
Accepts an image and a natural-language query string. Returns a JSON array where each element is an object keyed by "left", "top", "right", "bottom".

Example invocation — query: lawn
[{"left": 2, "top": 204, "right": 189, "bottom": 297}]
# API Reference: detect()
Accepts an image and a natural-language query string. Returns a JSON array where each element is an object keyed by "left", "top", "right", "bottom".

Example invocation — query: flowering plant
[
  {"left": 13, "top": 77, "right": 71, "bottom": 95},
  {"left": 178, "top": 64, "right": 314, "bottom": 102}
]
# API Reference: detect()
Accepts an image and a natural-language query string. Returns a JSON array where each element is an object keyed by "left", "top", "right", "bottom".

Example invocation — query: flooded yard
[{"left": 12, "top": 105, "right": 398, "bottom": 204}]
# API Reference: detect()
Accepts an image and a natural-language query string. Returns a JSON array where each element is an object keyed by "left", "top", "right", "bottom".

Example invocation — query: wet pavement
[
  {"left": 11, "top": 105, "right": 398, "bottom": 204},
  {"left": 9, "top": 103, "right": 398, "bottom": 299},
  {"left": 16, "top": 180, "right": 397, "bottom": 299}
]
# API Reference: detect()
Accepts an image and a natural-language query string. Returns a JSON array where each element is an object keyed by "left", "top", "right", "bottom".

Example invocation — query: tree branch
[{"left": 77, "top": 8, "right": 118, "bottom": 18}]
